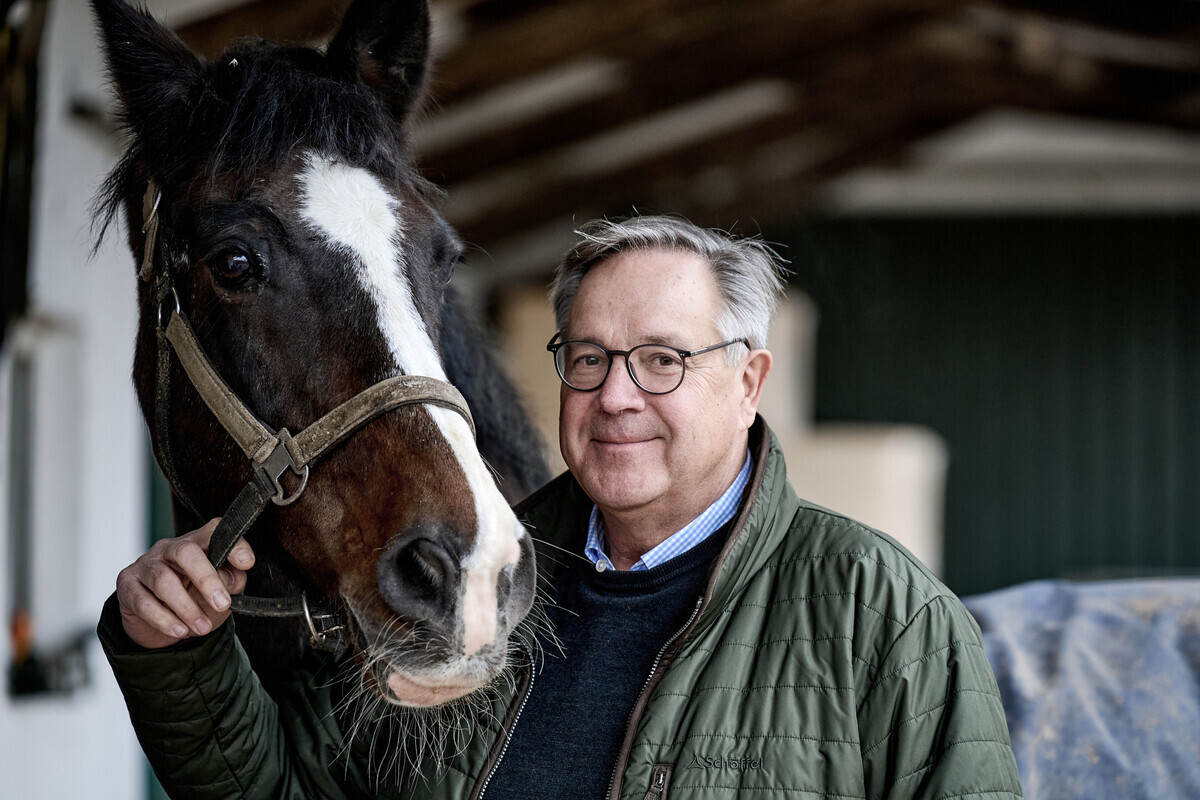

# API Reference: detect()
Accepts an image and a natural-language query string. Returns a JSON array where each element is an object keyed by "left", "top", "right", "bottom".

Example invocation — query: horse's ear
[
  {"left": 90, "top": 0, "right": 205, "bottom": 131},
  {"left": 326, "top": 0, "right": 431, "bottom": 123}
]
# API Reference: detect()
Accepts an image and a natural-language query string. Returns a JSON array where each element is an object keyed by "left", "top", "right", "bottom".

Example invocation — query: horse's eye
[{"left": 207, "top": 247, "right": 257, "bottom": 287}]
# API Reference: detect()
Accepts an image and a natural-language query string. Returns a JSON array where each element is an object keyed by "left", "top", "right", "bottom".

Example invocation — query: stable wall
[
  {"left": 1, "top": 1, "right": 146, "bottom": 798},
  {"left": 789, "top": 214, "right": 1200, "bottom": 596}
]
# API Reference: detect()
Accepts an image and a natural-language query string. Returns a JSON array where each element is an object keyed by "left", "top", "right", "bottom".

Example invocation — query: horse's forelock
[{"left": 209, "top": 44, "right": 411, "bottom": 176}]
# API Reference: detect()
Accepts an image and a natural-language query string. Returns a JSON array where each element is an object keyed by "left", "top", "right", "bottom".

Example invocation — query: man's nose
[{"left": 597, "top": 354, "right": 645, "bottom": 411}]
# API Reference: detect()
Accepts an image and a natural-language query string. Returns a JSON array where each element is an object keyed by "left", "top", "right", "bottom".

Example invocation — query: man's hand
[{"left": 115, "top": 518, "right": 256, "bottom": 649}]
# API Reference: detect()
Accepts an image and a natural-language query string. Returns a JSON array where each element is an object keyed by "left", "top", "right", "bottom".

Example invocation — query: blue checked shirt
[{"left": 584, "top": 450, "right": 753, "bottom": 572}]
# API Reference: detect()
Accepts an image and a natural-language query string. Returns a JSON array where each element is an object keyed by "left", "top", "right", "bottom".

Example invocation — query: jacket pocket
[{"left": 642, "top": 764, "right": 672, "bottom": 800}]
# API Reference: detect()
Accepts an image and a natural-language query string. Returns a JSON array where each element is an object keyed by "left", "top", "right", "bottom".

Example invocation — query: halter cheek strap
[
  {"left": 163, "top": 308, "right": 476, "bottom": 572},
  {"left": 139, "top": 179, "right": 477, "bottom": 651},
  {"left": 142, "top": 182, "right": 204, "bottom": 524}
]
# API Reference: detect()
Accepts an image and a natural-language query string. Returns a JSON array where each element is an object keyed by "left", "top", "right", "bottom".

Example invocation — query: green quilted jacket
[{"left": 99, "top": 419, "right": 1022, "bottom": 799}]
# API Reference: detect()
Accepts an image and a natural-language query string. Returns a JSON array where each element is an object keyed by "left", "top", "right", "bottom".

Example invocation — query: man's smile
[{"left": 590, "top": 430, "right": 661, "bottom": 447}]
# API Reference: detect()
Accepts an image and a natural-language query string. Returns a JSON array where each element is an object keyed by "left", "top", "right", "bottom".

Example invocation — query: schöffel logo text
[{"left": 688, "top": 753, "right": 763, "bottom": 771}]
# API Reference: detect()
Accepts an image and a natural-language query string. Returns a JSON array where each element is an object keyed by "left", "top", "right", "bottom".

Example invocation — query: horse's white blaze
[
  {"left": 298, "top": 153, "right": 442, "bottom": 378},
  {"left": 299, "top": 152, "right": 521, "bottom": 659}
]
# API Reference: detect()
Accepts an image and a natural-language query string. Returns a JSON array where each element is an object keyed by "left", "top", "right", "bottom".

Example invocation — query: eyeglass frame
[{"left": 546, "top": 332, "right": 750, "bottom": 395}]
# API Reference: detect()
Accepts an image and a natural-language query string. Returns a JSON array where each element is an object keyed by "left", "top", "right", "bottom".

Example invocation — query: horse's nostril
[
  {"left": 396, "top": 539, "right": 447, "bottom": 603},
  {"left": 378, "top": 531, "right": 460, "bottom": 621}
]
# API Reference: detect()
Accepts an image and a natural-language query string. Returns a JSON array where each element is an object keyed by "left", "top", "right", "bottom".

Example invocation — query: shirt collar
[{"left": 585, "top": 450, "right": 752, "bottom": 572}]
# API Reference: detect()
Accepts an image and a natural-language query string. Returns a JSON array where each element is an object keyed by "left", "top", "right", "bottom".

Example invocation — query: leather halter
[{"left": 140, "top": 180, "right": 477, "bottom": 651}]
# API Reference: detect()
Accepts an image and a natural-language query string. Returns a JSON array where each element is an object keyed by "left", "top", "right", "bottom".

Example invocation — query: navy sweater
[{"left": 484, "top": 529, "right": 727, "bottom": 799}]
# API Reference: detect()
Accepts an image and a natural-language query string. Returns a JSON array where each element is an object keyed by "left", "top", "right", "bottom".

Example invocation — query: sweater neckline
[{"left": 584, "top": 524, "right": 729, "bottom": 592}]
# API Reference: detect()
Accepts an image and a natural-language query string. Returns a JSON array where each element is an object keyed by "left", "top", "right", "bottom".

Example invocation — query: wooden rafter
[
  {"left": 176, "top": 0, "right": 351, "bottom": 56},
  {"left": 159, "top": 0, "right": 1200, "bottom": 263}
]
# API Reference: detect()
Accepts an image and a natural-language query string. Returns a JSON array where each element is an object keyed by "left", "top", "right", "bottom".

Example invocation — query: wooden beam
[
  {"left": 442, "top": 9, "right": 1200, "bottom": 253},
  {"left": 443, "top": 37, "right": 990, "bottom": 246},
  {"left": 427, "top": 0, "right": 735, "bottom": 102},
  {"left": 159, "top": 0, "right": 1200, "bottom": 262},
  {"left": 174, "top": 0, "right": 350, "bottom": 58},
  {"left": 427, "top": 0, "right": 962, "bottom": 105},
  {"left": 993, "top": 0, "right": 1200, "bottom": 37},
  {"left": 418, "top": 0, "right": 965, "bottom": 184}
]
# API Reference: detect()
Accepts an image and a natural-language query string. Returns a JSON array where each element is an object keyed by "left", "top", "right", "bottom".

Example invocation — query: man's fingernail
[
  {"left": 195, "top": 617, "right": 212, "bottom": 635},
  {"left": 171, "top": 623, "right": 188, "bottom": 638},
  {"left": 212, "top": 591, "right": 230, "bottom": 610}
]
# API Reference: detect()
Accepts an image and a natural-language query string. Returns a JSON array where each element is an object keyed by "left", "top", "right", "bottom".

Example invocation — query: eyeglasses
[{"left": 547, "top": 333, "right": 749, "bottom": 395}]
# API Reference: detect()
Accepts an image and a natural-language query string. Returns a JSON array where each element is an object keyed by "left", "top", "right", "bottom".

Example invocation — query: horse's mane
[{"left": 92, "top": 38, "right": 444, "bottom": 246}]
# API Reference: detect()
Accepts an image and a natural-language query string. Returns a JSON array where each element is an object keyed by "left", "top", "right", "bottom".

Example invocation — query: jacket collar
[
  {"left": 695, "top": 416, "right": 799, "bottom": 631},
  {"left": 516, "top": 415, "right": 798, "bottom": 625}
]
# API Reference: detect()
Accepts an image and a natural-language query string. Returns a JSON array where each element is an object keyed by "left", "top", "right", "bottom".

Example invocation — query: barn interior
[
  {"left": 154, "top": 0, "right": 1200, "bottom": 595},
  {"left": 1, "top": 1, "right": 1199, "bottom": 797}
]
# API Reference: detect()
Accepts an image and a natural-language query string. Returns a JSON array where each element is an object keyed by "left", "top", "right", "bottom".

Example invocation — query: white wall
[{"left": 0, "top": 1, "right": 147, "bottom": 797}]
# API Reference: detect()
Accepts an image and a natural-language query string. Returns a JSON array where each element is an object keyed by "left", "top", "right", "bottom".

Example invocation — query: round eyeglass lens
[
  {"left": 557, "top": 342, "right": 610, "bottom": 390},
  {"left": 628, "top": 345, "right": 685, "bottom": 393}
]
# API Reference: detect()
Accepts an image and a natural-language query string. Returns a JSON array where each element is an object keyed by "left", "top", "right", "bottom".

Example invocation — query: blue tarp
[{"left": 964, "top": 579, "right": 1200, "bottom": 800}]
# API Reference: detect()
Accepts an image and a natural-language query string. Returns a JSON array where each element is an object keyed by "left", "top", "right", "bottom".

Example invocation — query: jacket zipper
[
  {"left": 641, "top": 765, "right": 672, "bottom": 800},
  {"left": 474, "top": 656, "right": 535, "bottom": 800},
  {"left": 606, "top": 596, "right": 703, "bottom": 800}
]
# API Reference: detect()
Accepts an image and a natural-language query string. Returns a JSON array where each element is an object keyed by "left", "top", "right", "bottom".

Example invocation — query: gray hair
[{"left": 550, "top": 215, "right": 789, "bottom": 358}]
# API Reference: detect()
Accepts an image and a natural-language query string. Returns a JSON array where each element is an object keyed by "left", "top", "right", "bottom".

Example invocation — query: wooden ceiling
[{"left": 175, "top": 0, "right": 1200, "bottom": 276}]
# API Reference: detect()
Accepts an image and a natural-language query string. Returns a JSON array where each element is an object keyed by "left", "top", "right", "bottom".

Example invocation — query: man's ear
[{"left": 739, "top": 349, "right": 773, "bottom": 427}]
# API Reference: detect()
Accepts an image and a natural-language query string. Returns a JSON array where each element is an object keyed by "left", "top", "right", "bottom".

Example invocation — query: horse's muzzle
[{"left": 374, "top": 519, "right": 534, "bottom": 656}]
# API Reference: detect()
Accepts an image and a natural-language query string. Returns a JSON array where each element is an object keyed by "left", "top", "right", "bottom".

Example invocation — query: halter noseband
[{"left": 140, "top": 180, "right": 477, "bottom": 651}]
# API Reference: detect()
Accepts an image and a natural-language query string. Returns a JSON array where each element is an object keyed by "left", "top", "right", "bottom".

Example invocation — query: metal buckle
[
  {"left": 257, "top": 429, "right": 310, "bottom": 506},
  {"left": 156, "top": 287, "right": 181, "bottom": 330},
  {"left": 301, "top": 592, "right": 345, "bottom": 650}
]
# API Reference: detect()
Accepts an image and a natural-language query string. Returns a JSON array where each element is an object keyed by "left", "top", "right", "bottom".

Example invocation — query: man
[{"left": 100, "top": 215, "right": 1022, "bottom": 799}]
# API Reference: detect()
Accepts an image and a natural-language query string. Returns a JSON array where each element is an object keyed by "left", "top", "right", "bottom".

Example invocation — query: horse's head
[{"left": 92, "top": 0, "right": 536, "bottom": 707}]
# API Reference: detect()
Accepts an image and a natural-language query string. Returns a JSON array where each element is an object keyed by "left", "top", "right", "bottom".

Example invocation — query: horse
[{"left": 90, "top": 0, "right": 549, "bottom": 717}]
